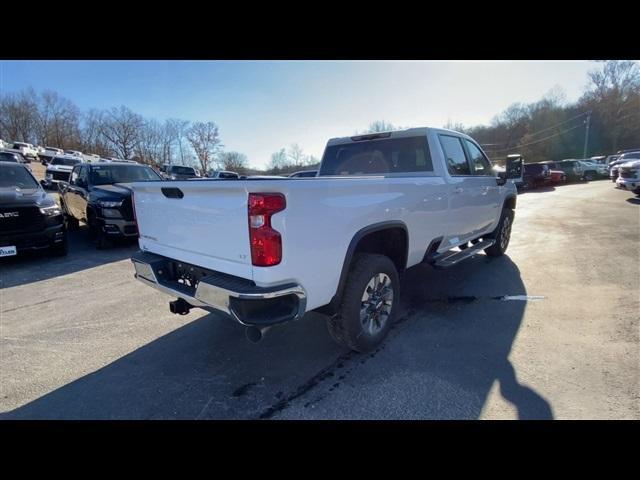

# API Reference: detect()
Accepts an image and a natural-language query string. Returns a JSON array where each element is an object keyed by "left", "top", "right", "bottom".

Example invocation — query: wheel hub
[{"left": 360, "top": 273, "right": 394, "bottom": 335}]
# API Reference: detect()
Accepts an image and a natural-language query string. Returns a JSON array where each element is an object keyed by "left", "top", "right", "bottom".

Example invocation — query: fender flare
[{"left": 314, "top": 220, "right": 408, "bottom": 315}]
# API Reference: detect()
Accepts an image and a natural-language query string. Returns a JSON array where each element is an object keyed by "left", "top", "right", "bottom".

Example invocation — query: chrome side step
[{"left": 431, "top": 239, "right": 495, "bottom": 269}]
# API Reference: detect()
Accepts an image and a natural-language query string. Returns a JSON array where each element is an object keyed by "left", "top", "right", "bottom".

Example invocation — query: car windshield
[
  {"left": 0, "top": 164, "right": 39, "bottom": 189},
  {"left": 0, "top": 152, "right": 20, "bottom": 162},
  {"left": 51, "top": 157, "right": 81, "bottom": 166},
  {"left": 320, "top": 136, "right": 433, "bottom": 176},
  {"left": 90, "top": 165, "right": 162, "bottom": 185},
  {"left": 169, "top": 166, "right": 196, "bottom": 175}
]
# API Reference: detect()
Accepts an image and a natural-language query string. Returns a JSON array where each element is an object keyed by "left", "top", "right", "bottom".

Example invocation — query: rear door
[{"left": 438, "top": 134, "right": 478, "bottom": 247}]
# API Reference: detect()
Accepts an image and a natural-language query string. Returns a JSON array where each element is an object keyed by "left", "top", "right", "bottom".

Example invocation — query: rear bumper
[{"left": 131, "top": 250, "right": 307, "bottom": 326}]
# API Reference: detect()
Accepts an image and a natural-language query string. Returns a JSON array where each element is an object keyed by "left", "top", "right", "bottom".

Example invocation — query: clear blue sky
[{"left": 0, "top": 60, "right": 598, "bottom": 169}]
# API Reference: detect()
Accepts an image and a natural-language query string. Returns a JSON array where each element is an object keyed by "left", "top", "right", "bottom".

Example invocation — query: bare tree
[
  {"left": 219, "top": 151, "right": 249, "bottom": 174},
  {"left": 0, "top": 88, "right": 39, "bottom": 143},
  {"left": 186, "top": 121, "right": 222, "bottom": 173},
  {"left": 580, "top": 60, "right": 640, "bottom": 152},
  {"left": 364, "top": 120, "right": 396, "bottom": 133},
  {"left": 79, "top": 109, "right": 112, "bottom": 156},
  {"left": 288, "top": 143, "right": 306, "bottom": 167},
  {"left": 268, "top": 148, "right": 288, "bottom": 171},
  {"left": 99, "top": 106, "right": 144, "bottom": 159}
]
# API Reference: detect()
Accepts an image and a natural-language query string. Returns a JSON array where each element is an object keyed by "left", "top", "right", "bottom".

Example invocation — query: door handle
[{"left": 453, "top": 187, "right": 464, "bottom": 194}]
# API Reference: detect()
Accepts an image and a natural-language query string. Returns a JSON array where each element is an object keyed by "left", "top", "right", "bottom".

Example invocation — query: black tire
[
  {"left": 484, "top": 208, "right": 514, "bottom": 257},
  {"left": 95, "top": 229, "right": 111, "bottom": 250},
  {"left": 326, "top": 253, "right": 400, "bottom": 353},
  {"left": 584, "top": 171, "right": 595, "bottom": 181},
  {"left": 64, "top": 211, "right": 80, "bottom": 231}
]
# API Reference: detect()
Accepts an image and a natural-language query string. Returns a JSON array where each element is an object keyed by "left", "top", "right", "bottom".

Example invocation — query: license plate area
[{"left": 0, "top": 245, "right": 17, "bottom": 257}]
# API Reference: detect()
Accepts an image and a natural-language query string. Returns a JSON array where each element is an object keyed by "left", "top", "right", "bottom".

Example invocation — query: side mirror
[
  {"left": 506, "top": 156, "right": 523, "bottom": 180},
  {"left": 496, "top": 170, "right": 507, "bottom": 186}
]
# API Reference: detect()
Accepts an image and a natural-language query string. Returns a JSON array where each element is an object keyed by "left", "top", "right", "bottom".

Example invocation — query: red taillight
[{"left": 248, "top": 193, "right": 285, "bottom": 266}]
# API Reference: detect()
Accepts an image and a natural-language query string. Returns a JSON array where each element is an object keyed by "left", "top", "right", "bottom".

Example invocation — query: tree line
[
  {"left": 0, "top": 89, "right": 251, "bottom": 174},
  {"left": 363, "top": 61, "right": 639, "bottom": 164}
]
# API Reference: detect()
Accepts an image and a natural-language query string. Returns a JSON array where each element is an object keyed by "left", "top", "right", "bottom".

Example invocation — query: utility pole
[{"left": 583, "top": 111, "right": 591, "bottom": 159}]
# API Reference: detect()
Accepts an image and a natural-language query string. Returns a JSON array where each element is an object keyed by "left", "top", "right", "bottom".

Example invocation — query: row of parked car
[
  {"left": 0, "top": 154, "right": 322, "bottom": 259},
  {"left": 608, "top": 149, "right": 640, "bottom": 194}
]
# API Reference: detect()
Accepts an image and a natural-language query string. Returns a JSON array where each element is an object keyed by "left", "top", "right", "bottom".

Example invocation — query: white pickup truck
[{"left": 131, "top": 128, "right": 520, "bottom": 352}]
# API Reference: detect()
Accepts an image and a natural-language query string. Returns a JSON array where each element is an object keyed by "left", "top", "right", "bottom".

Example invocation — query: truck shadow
[
  {"left": 0, "top": 226, "right": 137, "bottom": 289},
  {"left": 2, "top": 255, "right": 552, "bottom": 420}
]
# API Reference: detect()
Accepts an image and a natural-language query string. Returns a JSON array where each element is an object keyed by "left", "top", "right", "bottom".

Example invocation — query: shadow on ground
[
  {"left": 0, "top": 226, "right": 137, "bottom": 289},
  {"left": 2, "top": 254, "right": 552, "bottom": 420}
]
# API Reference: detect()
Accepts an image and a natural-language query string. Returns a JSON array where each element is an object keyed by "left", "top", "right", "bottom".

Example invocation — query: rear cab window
[{"left": 319, "top": 135, "right": 433, "bottom": 176}]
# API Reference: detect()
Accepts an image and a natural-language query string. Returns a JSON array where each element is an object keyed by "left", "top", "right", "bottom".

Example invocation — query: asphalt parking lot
[{"left": 1, "top": 180, "right": 638, "bottom": 419}]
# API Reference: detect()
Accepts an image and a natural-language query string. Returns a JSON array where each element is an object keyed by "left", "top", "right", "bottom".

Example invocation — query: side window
[
  {"left": 464, "top": 139, "right": 492, "bottom": 176},
  {"left": 70, "top": 166, "right": 81, "bottom": 184},
  {"left": 78, "top": 166, "right": 89, "bottom": 186},
  {"left": 439, "top": 135, "right": 470, "bottom": 176}
]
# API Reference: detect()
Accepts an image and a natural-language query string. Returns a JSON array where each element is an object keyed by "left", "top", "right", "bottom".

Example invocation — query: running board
[{"left": 431, "top": 239, "right": 495, "bottom": 269}]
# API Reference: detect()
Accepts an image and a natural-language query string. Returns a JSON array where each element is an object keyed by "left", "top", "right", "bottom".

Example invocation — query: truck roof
[{"left": 327, "top": 127, "right": 463, "bottom": 147}]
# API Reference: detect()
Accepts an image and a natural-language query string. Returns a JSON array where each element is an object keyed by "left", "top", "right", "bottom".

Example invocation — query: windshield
[
  {"left": 0, "top": 152, "right": 20, "bottom": 163},
  {"left": 90, "top": 165, "right": 162, "bottom": 185},
  {"left": 319, "top": 136, "right": 433, "bottom": 176},
  {"left": 0, "top": 164, "right": 39, "bottom": 189},
  {"left": 51, "top": 157, "right": 81, "bottom": 166},
  {"left": 169, "top": 166, "right": 196, "bottom": 175}
]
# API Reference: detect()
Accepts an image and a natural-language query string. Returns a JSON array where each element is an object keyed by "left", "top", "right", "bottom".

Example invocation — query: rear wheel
[
  {"left": 484, "top": 208, "right": 514, "bottom": 257},
  {"left": 327, "top": 254, "right": 399, "bottom": 353}
]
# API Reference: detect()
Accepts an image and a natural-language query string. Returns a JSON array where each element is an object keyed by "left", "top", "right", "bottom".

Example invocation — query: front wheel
[
  {"left": 50, "top": 238, "right": 68, "bottom": 257},
  {"left": 327, "top": 254, "right": 400, "bottom": 353},
  {"left": 484, "top": 208, "right": 514, "bottom": 257}
]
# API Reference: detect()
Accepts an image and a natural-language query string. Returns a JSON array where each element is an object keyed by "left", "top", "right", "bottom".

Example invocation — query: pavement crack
[
  {"left": 1, "top": 298, "right": 55, "bottom": 314},
  {"left": 254, "top": 351, "right": 355, "bottom": 419}
]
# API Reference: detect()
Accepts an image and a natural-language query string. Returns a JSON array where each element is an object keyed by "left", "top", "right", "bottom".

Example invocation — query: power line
[
  {"left": 480, "top": 111, "right": 591, "bottom": 150},
  {"left": 484, "top": 122, "right": 586, "bottom": 155}
]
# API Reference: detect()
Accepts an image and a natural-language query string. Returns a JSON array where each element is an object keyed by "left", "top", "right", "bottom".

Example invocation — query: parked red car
[{"left": 549, "top": 169, "right": 567, "bottom": 184}]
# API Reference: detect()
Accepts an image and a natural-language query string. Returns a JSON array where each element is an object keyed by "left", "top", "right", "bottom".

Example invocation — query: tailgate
[{"left": 131, "top": 181, "right": 253, "bottom": 279}]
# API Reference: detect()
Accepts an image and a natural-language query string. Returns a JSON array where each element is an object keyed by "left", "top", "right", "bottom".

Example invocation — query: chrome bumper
[{"left": 131, "top": 251, "right": 306, "bottom": 326}]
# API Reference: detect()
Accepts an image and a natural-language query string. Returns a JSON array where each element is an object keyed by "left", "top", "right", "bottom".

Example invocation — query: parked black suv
[
  {"left": 58, "top": 162, "right": 163, "bottom": 248},
  {"left": 522, "top": 163, "right": 551, "bottom": 189},
  {"left": 0, "top": 161, "right": 67, "bottom": 257}
]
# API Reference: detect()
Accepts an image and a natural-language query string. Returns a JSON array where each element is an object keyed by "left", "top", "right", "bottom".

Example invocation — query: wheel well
[
  {"left": 314, "top": 223, "right": 408, "bottom": 316},
  {"left": 505, "top": 195, "right": 516, "bottom": 210},
  {"left": 352, "top": 227, "right": 408, "bottom": 275}
]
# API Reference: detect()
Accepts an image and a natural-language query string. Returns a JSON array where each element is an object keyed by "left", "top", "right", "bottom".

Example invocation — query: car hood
[
  {"left": 0, "top": 187, "right": 55, "bottom": 207},
  {"left": 620, "top": 160, "right": 640, "bottom": 170},
  {"left": 91, "top": 183, "right": 133, "bottom": 199}
]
